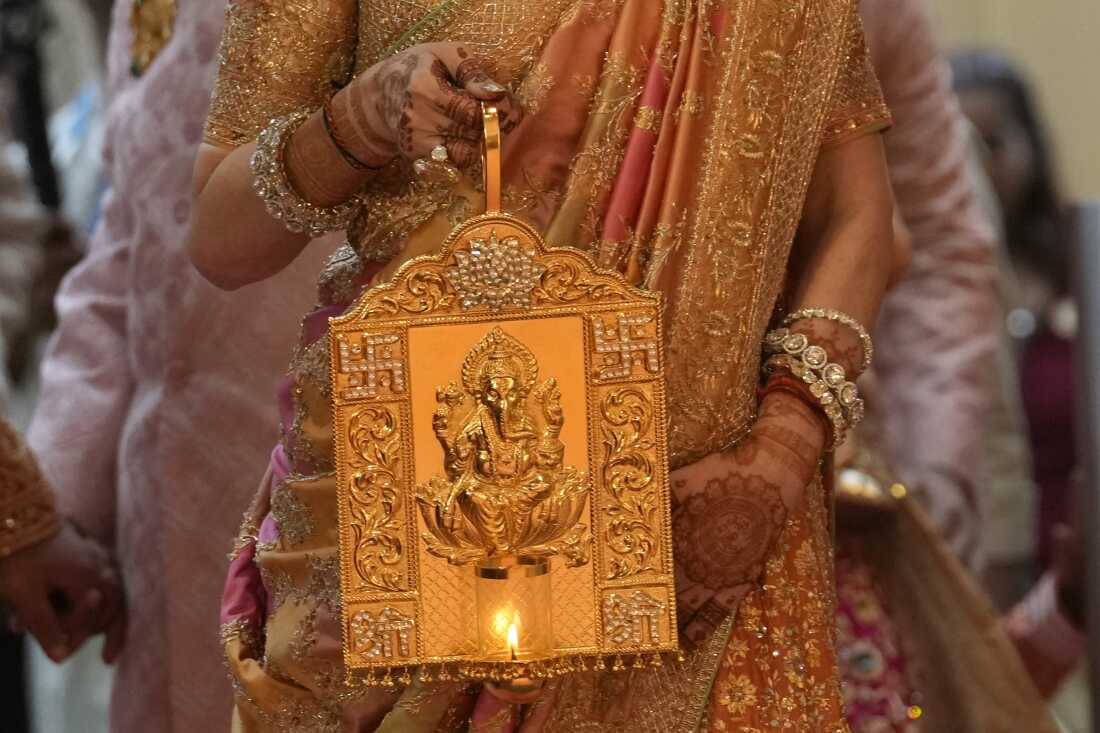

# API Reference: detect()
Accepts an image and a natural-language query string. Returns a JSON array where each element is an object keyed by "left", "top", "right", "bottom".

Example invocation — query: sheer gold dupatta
[{"left": 365, "top": 1, "right": 871, "bottom": 730}]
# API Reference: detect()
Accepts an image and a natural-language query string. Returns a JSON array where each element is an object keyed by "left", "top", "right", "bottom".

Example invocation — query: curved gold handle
[{"left": 482, "top": 104, "right": 502, "bottom": 214}]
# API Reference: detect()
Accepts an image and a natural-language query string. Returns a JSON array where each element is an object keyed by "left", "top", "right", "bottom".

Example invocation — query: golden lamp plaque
[{"left": 329, "top": 107, "right": 678, "bottom": 685}]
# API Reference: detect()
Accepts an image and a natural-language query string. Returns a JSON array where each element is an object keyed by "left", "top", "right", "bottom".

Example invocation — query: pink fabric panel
[
  {"left": 599, "top": 58, "right": 668, "bottom": 244},
  {"left": 219, "top": 542, "right": 266, "bottom": 627},
  {"left": 270, "top": 443, "right": 291, "bottom": 483}
]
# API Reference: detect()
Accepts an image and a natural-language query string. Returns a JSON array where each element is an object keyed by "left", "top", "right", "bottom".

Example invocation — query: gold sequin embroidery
[{"left": 635, "top": 104, "right": 662, "bottom": 133}]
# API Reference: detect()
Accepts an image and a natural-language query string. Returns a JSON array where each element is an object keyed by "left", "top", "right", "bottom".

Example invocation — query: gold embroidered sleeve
[
  {"left": 821, "top": 7, "right": 892, "bottom": 148},
  {"left": 0, "top": 418, "right": 60, "bottom": 557},
  {"left": 204, "top": 0, "right": 359, "bottom": 148}
]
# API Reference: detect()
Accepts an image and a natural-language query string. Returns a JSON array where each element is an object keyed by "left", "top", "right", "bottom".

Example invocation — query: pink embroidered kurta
[
  {"left": 835, "top": 4, "right": 1004, "bottom": 730},
  {"left": 27, "top": 2, "right": 335, "bottom": 730},
  {"left": 863, "top": 0, "right": 1000, "bottom": 566}
]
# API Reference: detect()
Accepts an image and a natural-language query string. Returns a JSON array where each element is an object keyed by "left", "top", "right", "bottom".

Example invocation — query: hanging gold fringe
[{"left": 346, "top": 649, "right": 682, "bottom": 688}]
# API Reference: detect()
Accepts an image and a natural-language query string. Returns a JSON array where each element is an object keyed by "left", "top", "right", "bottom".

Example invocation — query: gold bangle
[
  {"left": 251, "top": 110, "right": 362, "bottom": 237},
  {"left": 782, "top": 307, "right": 873, "bottom": 373}
]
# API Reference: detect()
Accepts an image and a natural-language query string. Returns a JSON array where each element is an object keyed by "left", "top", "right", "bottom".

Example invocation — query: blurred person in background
[
  {"left": 825, "top": 1, "right": 1057, "bottom": 730},
  {"left": 864, "top": 0, "right": 1000, "bottom": 574},
  {"left": 0, "top": 414, "right": 125, "bottom": 731},
  {"left": 826, "top": 22, "right": 1087, "bottom": 730},
  {"left": 953, "top": 49, "right": 1086, "bottom": 712},
  {"left": 953, "top": 50, "right": 1075, "bottom": 576},
  {"left": 0, "top": 2, "right": 102, "bottom": 730},
  {"left": 25, "top": 0, "right": 338, "bottom": 729},
  {"left": 0, "top": 0, "right": 84, "bottom": 381},
  {"left": 0, "top": 404, "right": 125, "bottom": 727}
]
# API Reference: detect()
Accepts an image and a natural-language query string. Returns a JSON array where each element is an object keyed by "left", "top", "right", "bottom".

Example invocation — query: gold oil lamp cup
[
  {"left": 474, "top": 556, "right": 553, "bottom": 661},
  {"left": 497, "top": 615, "right": 544, "bottom": 698},
  {"left": 477, "top": 557, "right": 550, "bottom": 697}
]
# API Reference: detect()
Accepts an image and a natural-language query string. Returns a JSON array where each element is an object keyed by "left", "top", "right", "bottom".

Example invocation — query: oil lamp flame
[{"left": 507, "top": 622, "right": 519, "bottom": 661}]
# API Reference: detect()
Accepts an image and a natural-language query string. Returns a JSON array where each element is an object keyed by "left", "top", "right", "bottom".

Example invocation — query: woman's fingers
[
  {"left": 456, "top": 61, "right": 507, "bottom": 101},
  {"left": 404, "top": 107, "right": 482, "bottom": 168},
  {"left": 428, "top": 59, "right": 483, "bottom": 129},
  {"left": 341, "top": 42, "right": 522, "bottom": 168},
  {"left": 20, "top": 591, "right": 70, "bottom": 662},
  {"left": 442, "top": 136, "right": 482, "bottom": 169},
  {"left": 407, "top": 60, "right": 481, "bottom": 168},
  {"left": 484, "top": 680, "right": 545, "bottom": 705},
  {"left": 428, "top": 45, "right": 523, "bottom": 132},
  {"left": 680, "top": 594, "right": 746, "bottom": 648},
  {"left": 102, "top": 608, "right": 127, "bottom": 665}
]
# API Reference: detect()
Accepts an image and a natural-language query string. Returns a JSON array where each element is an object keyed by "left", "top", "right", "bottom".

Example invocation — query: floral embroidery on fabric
[{"left": 270, "top": 478, "right": 316, "bottom": 548}]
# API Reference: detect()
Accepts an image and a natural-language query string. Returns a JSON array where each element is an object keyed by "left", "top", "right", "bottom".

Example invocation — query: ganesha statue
[{"left": 417, "top": 327, "right": 590, "bottom": 567}]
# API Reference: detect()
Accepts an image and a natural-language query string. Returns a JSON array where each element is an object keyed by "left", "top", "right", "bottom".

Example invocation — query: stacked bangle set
[{"left": 761, "top": 309, "right": 872, "bottom": 448}]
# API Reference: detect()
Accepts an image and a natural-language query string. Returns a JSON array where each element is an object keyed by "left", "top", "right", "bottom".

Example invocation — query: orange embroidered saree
[{"left": 206, "top": 0, "right": 890, "bottom": 730}]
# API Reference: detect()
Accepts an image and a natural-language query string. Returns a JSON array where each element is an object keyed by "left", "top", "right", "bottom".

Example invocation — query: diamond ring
[
  {"left": 430, "top": 145, "right": 450, "bottom": 163},
  {"left": 412, "top": 157, "right": 460, "bottom": 186}
]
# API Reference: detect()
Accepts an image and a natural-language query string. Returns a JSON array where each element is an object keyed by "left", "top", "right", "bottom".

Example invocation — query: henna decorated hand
[
  {"left": 671, "top": 392, "right": 826, "bottom": 647},
  {"left": 332, "top": 43, "right": 523, "bottom": 169}
]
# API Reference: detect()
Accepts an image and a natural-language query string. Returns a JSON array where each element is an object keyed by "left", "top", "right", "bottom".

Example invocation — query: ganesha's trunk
[{"left": 498, "top": 403, "right": 536, "bottom": 442}]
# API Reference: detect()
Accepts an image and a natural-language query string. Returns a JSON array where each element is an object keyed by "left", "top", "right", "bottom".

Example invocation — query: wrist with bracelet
[
  {"left": 322, "top": 89, "right": 391, "bottom": 172},
  {"left": 781, "top": 307, "right": 874, "bottom": 373},
  {"left": 250, "top": 110, "right": 365, "bottom": 237},
  {"left": 757, "top": 373, "right": 835, "bottom": 448},
  {"left": 760, "top": 308, "right": 872, "bottom": 448}
]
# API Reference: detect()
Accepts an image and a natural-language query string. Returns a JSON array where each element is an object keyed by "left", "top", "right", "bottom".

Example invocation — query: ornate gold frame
[{"left": 330, "top": 109, "right": 677, "bottom": 685}]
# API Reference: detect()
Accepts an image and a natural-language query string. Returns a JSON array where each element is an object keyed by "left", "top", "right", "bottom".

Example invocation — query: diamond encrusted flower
[{"left": 446, "top": 230, "right": 545, "bottom": 311}]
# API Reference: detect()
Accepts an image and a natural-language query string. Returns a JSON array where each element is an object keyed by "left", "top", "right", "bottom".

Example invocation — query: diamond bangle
[
  {"left": 250, "top": 110, "right": 362, "bottom": 238},
  {"left": 763, "top": 354, "right": 850, "bottom": 447},
  {"left": 781, "top": 307, "right": 874, "bottom": 373},
  {"left": 762, "top": 328, "right": 865, "bottom": 446}
]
